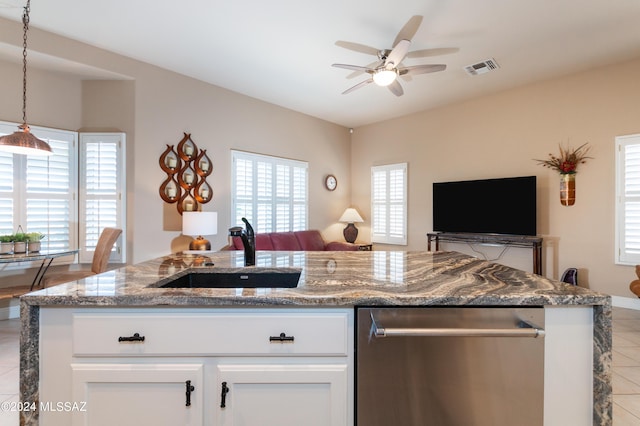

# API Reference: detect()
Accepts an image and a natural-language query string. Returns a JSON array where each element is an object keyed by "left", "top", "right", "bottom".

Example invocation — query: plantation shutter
[
  {"left": 0, "top": 122, "right": 77, "bottom": 252},
  {"left": 616, "top": 134, "right": 640, "bottom": 264},
  {"left": 371, "top": 163, "right": 407, "bottom": 245},
  {"left": 231, "top": 151, "right": 308, "bottom": 233},
  {"left": 26, "top": 135, "right": 74, "bottom": 251},
  {"left": 0, "top": 151, "right": 14, "bottom": 236},
  {"left": 292, "top": 165, "right": 306, "bottom": 231},
  {"left": 79, "top": 133, "right": 126, "bottom": 263}
]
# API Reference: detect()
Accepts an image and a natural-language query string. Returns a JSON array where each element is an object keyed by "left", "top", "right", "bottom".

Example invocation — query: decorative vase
[{"left": 560, "top": 173, "right": 576, "bottom": 206}]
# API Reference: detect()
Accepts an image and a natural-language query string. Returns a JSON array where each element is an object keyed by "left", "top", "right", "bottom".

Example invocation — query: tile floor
[
  {"left": 0, "top": 309, "right": 638, "bottom": 424},
  {"left": 0, "top": 316, "right": 19, "bottom": 425},
  {"left": 613, "top": 307, "right": 640, "bottom": 424}
]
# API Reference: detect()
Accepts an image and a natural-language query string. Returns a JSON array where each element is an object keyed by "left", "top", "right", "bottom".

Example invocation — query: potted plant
[
  {"left": 12, "top": 232, "right": 28, "bottom": 253},
  {"left": 26, "top": 232, "right": 45, "bottom": 253},
  {"left": 0, "top": 235, "right": 12, "bottom": 254}
]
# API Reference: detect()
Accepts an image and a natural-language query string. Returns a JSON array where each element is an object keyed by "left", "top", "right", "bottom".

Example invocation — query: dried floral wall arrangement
[{"left": 535, "top": 143, "right": 593, "bottom": 206}]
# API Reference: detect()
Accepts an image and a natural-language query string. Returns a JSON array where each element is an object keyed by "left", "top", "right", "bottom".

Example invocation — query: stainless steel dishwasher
[{"left": 356, "top": 307, "right": 545, "bottom": 426}]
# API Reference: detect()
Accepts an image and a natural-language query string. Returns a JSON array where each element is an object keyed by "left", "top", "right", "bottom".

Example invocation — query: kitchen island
[{"left": 20, "top": 250, "right": 611, "bottom": 425}]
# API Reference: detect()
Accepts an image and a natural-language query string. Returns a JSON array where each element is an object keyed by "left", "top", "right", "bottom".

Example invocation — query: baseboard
[{"left": 612, "top": 295, "right": 640, "bottom": 310}]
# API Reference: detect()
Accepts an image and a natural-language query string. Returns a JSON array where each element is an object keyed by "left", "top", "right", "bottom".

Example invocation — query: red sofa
[{"left": 228, "top": 230, "right": 359, "bottom": 251}]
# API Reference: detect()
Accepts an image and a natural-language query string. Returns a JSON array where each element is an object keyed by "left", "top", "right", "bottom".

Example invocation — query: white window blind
[
  {"left": 79, "top": 133, "right": 126, "bottom": 263},
  {"left": 616, "top": 134, "right": 640, "bottom": 264},
  {"left": 0, "top": 121, "right": 77, "bottom": 251},
  {"left": 371, "top": 163, "right": 407, "bottom": 245},
  {"left": 231, "top": 150, "right": 308, "bottom": 233},
  {"left": 0, "top": 151, "right": 14, "bottom": 236}
]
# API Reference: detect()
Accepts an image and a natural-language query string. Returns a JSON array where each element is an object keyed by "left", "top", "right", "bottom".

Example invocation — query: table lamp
[
  {"left": 339, "top": 207, "right": 364, "bottom": 243},
  {"left": 182, "top": 211, "right": 218, "bottom": 250}
]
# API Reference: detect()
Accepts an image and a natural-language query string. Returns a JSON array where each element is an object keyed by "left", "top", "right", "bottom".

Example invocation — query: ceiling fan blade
[
  {"left": 393, "top": 15, "right": 423, "bottom": 47},
  {"left": 345, "top": 60, "right": 381, "bottom": 79},
  {"left": 332, "top": 63, "right": 374, "bottom": 73},
  {"left": 385, "top": 39, "right": 411, "bottom": 67},
  {"left": 406, "top": 47, "right": 460, "bottom": 58},
  {"left": 335, "top": 41, "right": 380, "bottom": 56},
  {"left": 342, "top": 79, "right": 374, "bottom": 95},
  {"left": 399, "top": 64, "right": 447, "bottom": 76},
  {"left": 387, "top": 80, "right": 404, "bottom": 97}
]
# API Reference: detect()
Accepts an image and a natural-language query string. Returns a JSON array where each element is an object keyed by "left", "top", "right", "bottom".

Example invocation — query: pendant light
[{"left": 0, "top": 0, "right": 52, "bottom": 156}]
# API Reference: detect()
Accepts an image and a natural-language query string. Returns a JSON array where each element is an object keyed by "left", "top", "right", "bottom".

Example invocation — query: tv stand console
[{"left": 427, "top": 232, "right": 543, "bottom": 275}]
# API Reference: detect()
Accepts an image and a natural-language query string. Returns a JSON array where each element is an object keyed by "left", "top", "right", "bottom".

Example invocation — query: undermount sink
[{"left": 157, "top": 268, "right": 302, "bottom": 289}]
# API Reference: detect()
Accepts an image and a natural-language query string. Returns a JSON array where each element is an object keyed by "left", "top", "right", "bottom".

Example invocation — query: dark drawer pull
[
  {"left": 269, "top": 332, "right": 294, "bottom": 343},
  {"left": 185, "top": 380, "right": 195, "bottom": 406},
  {"left": 118, "top": 333, "right": 145, "bottom": 342},
  {"left": 220, "top": 381, "right": 229, "bottom": 408}
]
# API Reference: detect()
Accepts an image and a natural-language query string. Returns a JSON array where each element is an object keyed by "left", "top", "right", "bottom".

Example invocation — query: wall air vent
[{"left": 464, "top": 58, "right": 500, "bottom": 76}]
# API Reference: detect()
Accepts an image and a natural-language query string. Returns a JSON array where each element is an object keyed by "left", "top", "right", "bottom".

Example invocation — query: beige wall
[
  {"left": 130, "top": 70, "right": 351, "bottom": 261},
  {"left": 0, "top": 18, "right": 352, "bottom": 271},
  {"left": 0, "top": 61, "right": 82, "bottom": 130},
  {"left": 1, "top": 15, "right": 639, "bottom": 298},
  {"left": 351, "top": 57, "right": 640, "bottom": 297},
  {"left": 0, "top": 59, "right": 83, "bottom": 288},
  {"left": 81, "top": 80, "right": 136, "bottom": 262}
]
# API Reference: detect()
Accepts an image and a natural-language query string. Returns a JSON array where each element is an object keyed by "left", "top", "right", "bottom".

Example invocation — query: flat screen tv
[{"left": 432, "top": 176, "right": 537, "bottom": 236}]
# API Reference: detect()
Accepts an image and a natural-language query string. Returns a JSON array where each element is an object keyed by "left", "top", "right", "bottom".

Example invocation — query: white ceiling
[{"left": 0, "top": 0, "right": 639, "bottom": 128}]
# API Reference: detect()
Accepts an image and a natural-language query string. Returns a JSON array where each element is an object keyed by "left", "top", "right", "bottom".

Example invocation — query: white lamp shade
[
  {"left": 182, "top": 211, "right": 218, "bottom": 236},
  {"left": 339, "top": 208, "right": 364, "bottom": 223}
]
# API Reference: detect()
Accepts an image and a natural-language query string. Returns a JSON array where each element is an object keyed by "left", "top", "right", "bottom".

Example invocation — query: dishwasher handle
[{"left": 371, "top": 314, "right": 544, "bottom": 338}]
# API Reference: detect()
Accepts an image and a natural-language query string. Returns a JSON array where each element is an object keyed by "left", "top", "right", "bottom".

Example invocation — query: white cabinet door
[
  {"left": 216, "top": 363, "right": 349, "bottom": 426},
  {"left": 70, "top": 363, "right": 204, "bottom": 426}
]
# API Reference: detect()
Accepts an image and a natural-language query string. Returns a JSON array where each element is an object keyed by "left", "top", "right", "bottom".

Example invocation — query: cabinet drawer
[{"left": 72, "top": 309, "right": 350, "bottom": 356}]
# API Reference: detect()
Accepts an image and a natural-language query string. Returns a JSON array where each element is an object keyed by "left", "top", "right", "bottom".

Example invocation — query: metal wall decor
[{"left": 159, "top": 133, "right": 212, "bottom": 214}]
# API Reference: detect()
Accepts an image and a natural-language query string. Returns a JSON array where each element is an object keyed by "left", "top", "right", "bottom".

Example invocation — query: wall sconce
[
  {"left": 182, "top": 211, "right": 217, "bottom": 250},
  {"left": 339, "top": 207, "right": 364, "bottom": 243},
  {"left": 159, "top": 133, "right": 213, "bottom": 214}
]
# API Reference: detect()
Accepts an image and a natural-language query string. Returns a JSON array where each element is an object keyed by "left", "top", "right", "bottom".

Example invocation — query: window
[
  {"left": 78, "top": 133, "right": 126, "bottom": 263},
  {"left": 231, "top": 150, "right": 308, "bottom": 233},
  {"left": 0, "top": 121, "right": 78, "bottom": 251},
  {"left": 371, "top": 163, "right": 407, "bottom": 245},
  {"left": 616, "top": 134, "right": 640, "bottom": 265},
  {"left": 0, "top": 122, "right": 126, "bottom": 265}
]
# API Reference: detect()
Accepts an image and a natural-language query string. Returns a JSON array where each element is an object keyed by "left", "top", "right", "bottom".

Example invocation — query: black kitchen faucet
[{"left": 229, "top": 217, "right": 255, "bottom": 266}]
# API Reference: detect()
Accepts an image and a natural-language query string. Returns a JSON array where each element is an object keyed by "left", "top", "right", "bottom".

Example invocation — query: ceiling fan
[{"left": 332, "top": 15, "right": 457, "bottom": 96}]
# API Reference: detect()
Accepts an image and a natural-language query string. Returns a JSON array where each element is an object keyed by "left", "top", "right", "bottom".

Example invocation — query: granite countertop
[
  {"left": 20, "top": 250, "right": 609, "bottom": 308},
  {"left": 19, "top": 250, "right": 613, "bottom": 426}
]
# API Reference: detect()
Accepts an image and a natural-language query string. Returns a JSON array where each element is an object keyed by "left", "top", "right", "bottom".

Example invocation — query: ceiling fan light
[{"left": 373, "top": 69, "right": 397, "bottom": 87}]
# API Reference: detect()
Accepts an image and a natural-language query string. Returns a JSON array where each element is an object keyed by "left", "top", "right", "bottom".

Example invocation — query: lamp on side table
[
  {"left": 339, "top": 208, "right": 364, "bottom": 244},
  {"left": 183, "top": 211, "right": 217, "bottom": 250}
]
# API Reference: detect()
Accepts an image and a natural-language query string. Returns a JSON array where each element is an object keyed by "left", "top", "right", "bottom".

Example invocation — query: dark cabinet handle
[
  {"left": 269, "top": 332, "right": 294, "bottom": 342},
  {"left": 185, "top": 380, "right": 195, "bottom": 406},
  {"left": 118, "top": 332, "right": 145, "bottom": 342},
  {"left": 220, "top": 381, "right": 229, "bottom": 408}
]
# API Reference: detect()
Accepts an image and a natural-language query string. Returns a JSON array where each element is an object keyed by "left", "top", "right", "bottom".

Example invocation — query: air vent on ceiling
[{"left": 464, "top": 58, "right": 500, "bottom": 76}]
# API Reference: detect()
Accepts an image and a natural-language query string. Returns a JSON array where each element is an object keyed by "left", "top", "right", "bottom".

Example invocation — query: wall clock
[{"left": 325, "top": 175, "right": 337, "bottom": 191}]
